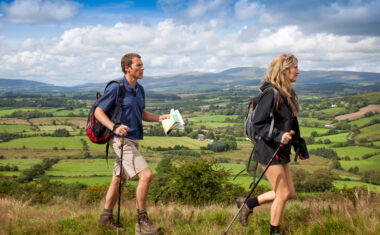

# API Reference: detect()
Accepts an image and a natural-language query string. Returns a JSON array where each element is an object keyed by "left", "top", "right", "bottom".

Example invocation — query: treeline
[
  {"left": 0, "top": 95, "right": 87, "bottom": 108},
  {"left": 4, "top": 110, "right": 53, "bottom": 119},
  {"left": 0, "top": 128, "right": 71, "bottom": 143},
  {"left": 18, "top": 158, "right": 60, "bottom": 183}
]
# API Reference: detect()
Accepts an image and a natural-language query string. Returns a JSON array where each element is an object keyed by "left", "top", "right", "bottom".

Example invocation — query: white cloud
[
  {"left": 2, "top": 0, "right": 81, "bottom": 23},
  {"left": 1, "top": 15, "right": 380, "bottom": 85},
  {"left": 234, "top": 0, "right": 263, "bottom": 20}
]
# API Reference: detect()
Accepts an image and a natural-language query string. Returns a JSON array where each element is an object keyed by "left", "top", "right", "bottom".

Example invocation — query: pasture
[
  {"left": 299, "top": 126, "right": 329, "bottom": 137},
  {"left": 0, "top": 136, "right": 85, "bottom": 149},
  {"left": 188, "top": 115, "right": 239, "bottom": 122},
  {"left": 340, "top": 154, "right": 380, "bottom": 172},
  {"left": 349, "top": 113, "right": 380, "bottom": 127},
  {"left": 333, "top": 180, "right": 380, "bottom": 192},
  {"left": 139, "top": 136, "right": 209, "bottom": 149},
  {"left": 354, "top": 123, "right": 380, "bottom": 141},
  {"left": 0, "top": 124, "right": 32, "bottom": 133},
  {"left": 334, "top": 146, "right": 379, "bottom": 159},
  {"left": 317, "top": 133, "right": 349, "bottom": 142}
]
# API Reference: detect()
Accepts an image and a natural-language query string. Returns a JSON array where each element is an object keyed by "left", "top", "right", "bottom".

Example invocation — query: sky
[{"left": 0, "top": 0, "right": 379, "bottom": 86}]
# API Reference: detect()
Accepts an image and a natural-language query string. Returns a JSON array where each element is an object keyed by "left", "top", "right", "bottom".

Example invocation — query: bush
[
  {"left": 309, "top": 147, "right": 338, "bottom": 159},
  {"left": 53, "top": 128, "right": 70, "bottom": 137},
  {"left": 150, "top": 158, "right": 245, "bottom": 205},
  {"left": 292, "top": 168, "right": 335, "bottom": 192},
  {"left": 361, "top": 170, "right": 380, "bottom": 185},
  {"left": 18, "top": 158, "right": 60, "bottom": 183}
]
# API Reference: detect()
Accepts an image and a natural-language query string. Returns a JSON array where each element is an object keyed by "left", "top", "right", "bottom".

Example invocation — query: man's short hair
[{"left": 121, "top": 53, "right": 141, "bottom": 74}]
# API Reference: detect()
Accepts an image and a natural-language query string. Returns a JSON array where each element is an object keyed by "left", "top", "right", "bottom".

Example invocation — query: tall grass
[{"left": 1, "top": 189, "right": 379, "bottom": 234}]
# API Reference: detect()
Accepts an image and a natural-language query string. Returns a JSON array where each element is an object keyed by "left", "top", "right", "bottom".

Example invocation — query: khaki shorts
[{"left": 109, "top": 137, "right": 149, "bottom": 180}]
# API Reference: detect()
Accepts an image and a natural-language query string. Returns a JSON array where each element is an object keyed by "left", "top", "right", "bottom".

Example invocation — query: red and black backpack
[
  {"left": 85, "top": 80, "right": 126, "bottom": 164},
  {"left": 86, "top": 80, "right": 126, "bottom": 144}
]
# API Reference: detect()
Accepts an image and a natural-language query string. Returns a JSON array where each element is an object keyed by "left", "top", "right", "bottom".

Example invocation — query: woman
[{"left": 237, "top": 53, "right": 309, "bottom": 235}]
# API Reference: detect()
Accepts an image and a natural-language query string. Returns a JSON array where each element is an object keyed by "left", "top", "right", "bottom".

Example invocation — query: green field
[
  {"left": 47, "top": 160, "right": 158, "bottom": 177},
  {"left": 340, "top": 154, "right": 380, "bottom": 172},
  {"left": 299, "top": 126, "right": 329, "bottom": 137},
  {"left": 349, "top": 113, "right": 380, "bottom": 127},
  {"left": 39, "top": 125, "right": 74, "bottom": 131},
  {"left": 188, "top": 115, "right": 238, "bottom": 122},
  {"left": 355, "top": 123, "right": 380, "bottom": 141},
  {"left": 140, "top": 136, "right": 209, "bottom": 149},
  {"left": 334, "top": 146, "right": 379, "bottom": 159},
  {"left": 0, "top": 136, "right": 86, "bottom": 149},
  {"left": 0, "top": 108, "right": 37, "bottom": 117},
  {"left": 0, "top": 124, "right": 32, "bottom": 133},
  {"left": 0, "top": 158, "right": 43, "bottom": 176},
  {"left": 51, "top": 176, "right": 113, "bottom": 186},
  {"left": 333, "top": 180, "right": 380, "bottom": 192},
  {"left": 192, "top": 122, "right": 238, "bottom": 128},
  {"left": 319, "top": 107, "right": 346, "bottom": 115},
  {"left": 317, "top": 133, "right": 349, "bottom": 142}
]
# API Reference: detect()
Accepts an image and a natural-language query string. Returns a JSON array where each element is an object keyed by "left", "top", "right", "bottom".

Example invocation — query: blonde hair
[{"left": 262, "top": 53, "right": 299, "bottom": 115}]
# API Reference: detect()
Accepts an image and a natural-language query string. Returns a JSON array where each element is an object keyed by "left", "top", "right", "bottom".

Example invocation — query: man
[{"left": 95, "top": 53, "right": 169, "bottom": 234}]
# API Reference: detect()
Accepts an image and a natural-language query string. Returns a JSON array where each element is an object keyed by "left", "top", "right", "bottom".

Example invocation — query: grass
[
  {"left": 333, "top": 180, "right": 380, "bottom": 192},
  {"left": 38, "top": 125, "right": 74, "bottom": 131},
  {"left": 188, "top": 115, "right": 239, "bottom": 122},
  {"left": 334, "top": 146, "right": 379, "bottom": 159},
  {"left": 319, "top": 107, "right": 346, "bottom": 115},
  {"left": 299, "top": 126, "right": 330, "bottom": 137},
  {"left": 192, "top": 122, "right": 238, "bottom": 128},
  {"left": 317, "top": 133, "right": 349, "bottom": 142},
  {"left": 0, "top": 124, "right": 32, "bottom": 133},
  {"left": 349, "top": 113, "right": 380, "bottom": 127},
  {"left": 140, "top": 136, "right": 209, "bottom": 149},
  {"left": 0, "top": 158, "right": 42, "bottom": 170},
  {"left": 355, "top": 123, "right": 380, "bottom": 141},
  {"left": 0, "top": 136, "right": 86, "bottom": 149},
  {"left": 340, "top": 154, "right": 380, "bottom": 172},
  {"left": 1, "top": 190, "right": 379, "bottom": 235}
]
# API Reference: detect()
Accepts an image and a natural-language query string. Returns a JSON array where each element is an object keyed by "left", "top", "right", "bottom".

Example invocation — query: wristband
[{"left": 112, "top": 123, "right": 121, "bottom": 132}]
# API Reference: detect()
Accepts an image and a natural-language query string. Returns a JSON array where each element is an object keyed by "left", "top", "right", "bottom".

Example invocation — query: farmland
[{"left": 0, "top": 90, "right": 379, "bottom": 196}]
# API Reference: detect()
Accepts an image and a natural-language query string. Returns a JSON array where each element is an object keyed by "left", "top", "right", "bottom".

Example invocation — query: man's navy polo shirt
[{"left": 96, "top": 78, "right": 145, "bottom": 140}]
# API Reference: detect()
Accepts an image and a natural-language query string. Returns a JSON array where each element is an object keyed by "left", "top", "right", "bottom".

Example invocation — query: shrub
[
  {"left": 150, "top": 158, "right": 245, "bottom": 205},
  {"left": 292, "top": 168, "right": 335, "bottom": 192},
  {"left": 361, "top": 170, "right": 380, "bottom": 185},
  {"left": 53, "top": 128, "right": 70, "bottom": 137}
]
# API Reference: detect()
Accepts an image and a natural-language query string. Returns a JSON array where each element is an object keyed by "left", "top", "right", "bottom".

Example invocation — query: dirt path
[{"left": 335, "top": 104, "right": 380, "bottom": 121}]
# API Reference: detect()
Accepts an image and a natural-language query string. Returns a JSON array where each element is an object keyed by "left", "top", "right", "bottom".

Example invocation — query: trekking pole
[
  {"left": 222, "top": 131, "right": 294, "bottom": 235},
  {"left": 117, "top": 136, "right": 124, "bottom": 235}
]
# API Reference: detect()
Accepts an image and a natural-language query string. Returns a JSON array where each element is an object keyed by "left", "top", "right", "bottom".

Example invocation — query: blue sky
[{"left": 0, "top": 0, "right": 379, "bottom": 86}]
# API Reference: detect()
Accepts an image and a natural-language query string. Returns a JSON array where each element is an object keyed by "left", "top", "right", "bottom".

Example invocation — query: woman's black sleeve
[
  {"left": 252, "top": 89, "right": 285, "bottom": 143},
  {"left": 292, "top": 117, "right": 309, "bottom": 158}
]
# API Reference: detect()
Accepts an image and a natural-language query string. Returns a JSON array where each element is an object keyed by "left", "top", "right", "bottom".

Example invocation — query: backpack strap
[
  {"left": 104, "top": 80, "right": 126, "bottom": 168},
  {"left": 267, "top": 88, "right": 278, "bottom": 139}
]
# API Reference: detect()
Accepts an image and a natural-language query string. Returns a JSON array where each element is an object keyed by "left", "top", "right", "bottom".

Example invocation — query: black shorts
[{"left": 253, "top": 139, "right": 291, "bottom": 165}]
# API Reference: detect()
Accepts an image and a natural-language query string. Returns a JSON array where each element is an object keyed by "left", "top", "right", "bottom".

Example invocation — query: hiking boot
[
  {"left": 99, "top": 215, "right": 125, "bottom": 232},
  {"left": 135, "top": 212, "right": 161, "bottom": 235},
  {"left": 236, "top": 198, "right": 253, "bottom": 227}
]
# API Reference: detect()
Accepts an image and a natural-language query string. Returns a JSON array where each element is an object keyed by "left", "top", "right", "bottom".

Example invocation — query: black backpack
[
  {"left": 237, "top": 87, "right": 278, "bottom": 186},
  {"left": 85, "top": 80, "right": 126, "bottom": 164},
  {"left": 244, "top": 87, "right": 278, "bottom": 142}
]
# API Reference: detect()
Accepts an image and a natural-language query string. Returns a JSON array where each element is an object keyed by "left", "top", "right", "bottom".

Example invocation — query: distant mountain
[{"left": 0, "top": 67, "right": 379, "bottom": 94}]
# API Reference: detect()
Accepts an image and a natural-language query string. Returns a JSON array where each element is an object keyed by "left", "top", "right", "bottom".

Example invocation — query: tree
[{"left": 53, "top": 128, "right": 70, "bottom": 137}]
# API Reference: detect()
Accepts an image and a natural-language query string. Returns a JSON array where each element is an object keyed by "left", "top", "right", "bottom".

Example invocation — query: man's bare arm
[{"left": 142, "top": 109, "right": 170, "bottom": 122}]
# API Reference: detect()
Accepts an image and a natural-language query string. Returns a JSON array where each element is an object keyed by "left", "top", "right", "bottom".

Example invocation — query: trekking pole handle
[
  {"left": 280, "top": 130, "right": 295, "bottom": 147},
  {"left": 120, "top": 136, "right": 124, "bottom": 146}
]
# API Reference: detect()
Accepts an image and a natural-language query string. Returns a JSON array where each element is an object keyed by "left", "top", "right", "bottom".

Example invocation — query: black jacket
[{"left": 252, "top": 82, "right": 309, "bottom": 164}]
